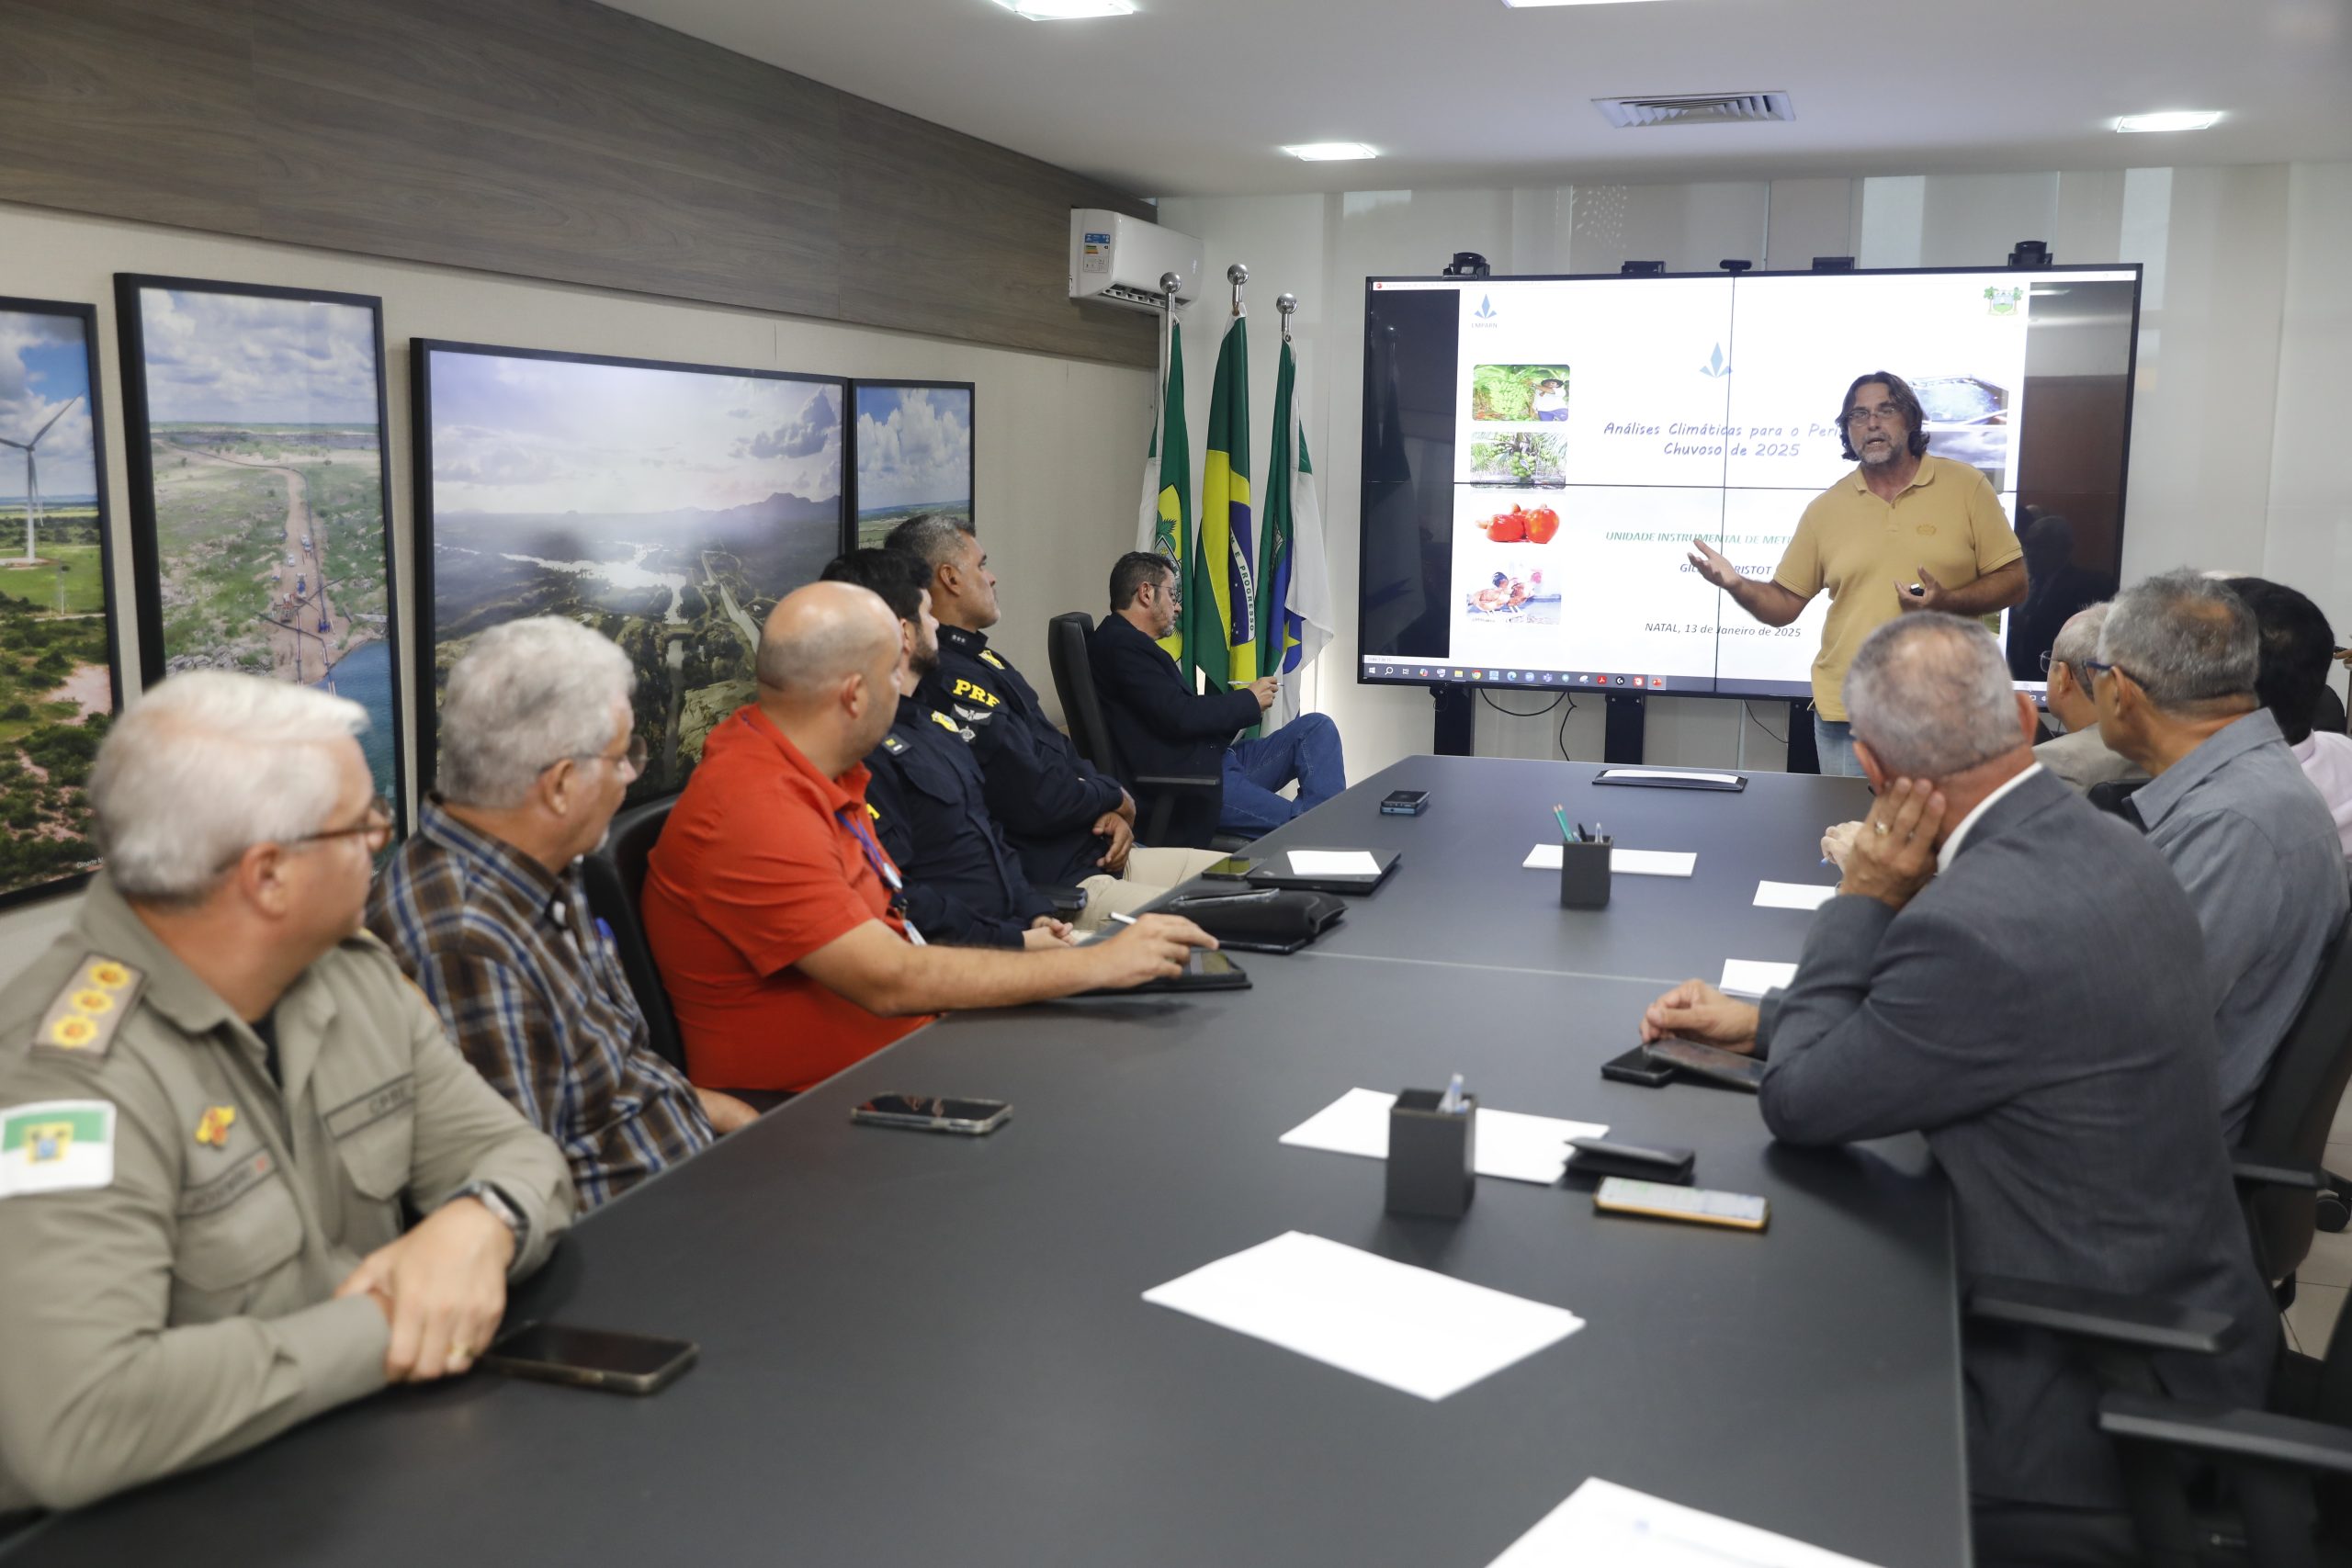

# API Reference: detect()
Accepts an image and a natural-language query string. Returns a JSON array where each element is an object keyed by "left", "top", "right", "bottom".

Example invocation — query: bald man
[{"left": 641, "top": 582, "right": 1216, "bottom": 1095}]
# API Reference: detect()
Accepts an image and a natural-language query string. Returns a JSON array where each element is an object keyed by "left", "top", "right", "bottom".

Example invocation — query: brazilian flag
[
  {"left": 1145, "top": 327, "right": 1193, "bottom": 671},
  {"left": 1192, "top": 313, "right": 1254, "bottom": 691}
]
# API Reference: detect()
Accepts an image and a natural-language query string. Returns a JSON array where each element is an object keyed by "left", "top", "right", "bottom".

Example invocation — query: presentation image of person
[
  {"left": 1531, "top": 377, "right": 1567, "bottom": 422},
  {"left": 1089, "top": 551, "right": 1348, "bottom": 842},
  {"left": 2032, "top": 603, "right": 2147, "bottom": 793},
  {"left": 1686, "top": 370, "right": 2027, "bottom": 776},
  {"left": 820, "top": 547, "right": 1075, "bottom": 951},
  {"left": 1636, "top": 614, "right": 2277, "bottom": 1566},
  {"left": 888, "top": 517, "right": 1226, "bottom": 926},
  {"left": 2092, "top": 571, "right": 2346, "bottom": 1139},
  {"left": 0, "top": 673, "right": 574, "bottom": 1513},
  {"left": 369, "top": 618, "right": 750, "bottom": 1214},
  {"left": 641, "top": 581, "right": 1217, "bottom": 1095},
  {"left": 2228, "top": 574, "right": 2352, "bottom": 867}
]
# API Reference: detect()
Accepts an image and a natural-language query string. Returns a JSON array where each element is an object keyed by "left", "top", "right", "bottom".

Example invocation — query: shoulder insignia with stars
[{"left": 33, "top": 954, "right": 145, "bottom": 1060}]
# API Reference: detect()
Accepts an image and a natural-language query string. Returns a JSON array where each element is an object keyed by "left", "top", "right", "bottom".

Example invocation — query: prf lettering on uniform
[{"left": 950, "top": 679, "right": 1001, "bottom": 707}]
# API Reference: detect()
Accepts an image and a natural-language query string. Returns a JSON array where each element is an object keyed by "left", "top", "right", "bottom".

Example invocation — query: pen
[
  {"left": 1110, "top": 910, "right": 1137, "bottom": 926},
  {"left": 1552, "top": 804, "right": 1572, "bottom": 840},
  {"left": 1440, "top": 1073, "right": 1465, "bottom": 1113}
]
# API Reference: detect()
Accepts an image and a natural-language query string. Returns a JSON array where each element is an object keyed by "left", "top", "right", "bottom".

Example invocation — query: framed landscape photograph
[
  {"left": 114, "top": 276, "right": 403, "bottom": 827},
  {"left": 0, "top": 297, "right": 124, "bottom": 912},
  {"left": 850, "top": 380, "right": 973, "bottom": 547},
  {"left": 413, "top": 341, "right": 846, "bottom": 803}
]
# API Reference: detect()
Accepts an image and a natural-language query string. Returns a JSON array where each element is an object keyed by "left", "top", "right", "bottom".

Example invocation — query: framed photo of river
[
  {"left": 0, "top": 298, "right": 125, "bottom": 912},
  {"left": 114, "top": 276, "right": 404, "bottom": 829},
  {"left": 411, "top": 342, "right": 846, "bottom": 803}
]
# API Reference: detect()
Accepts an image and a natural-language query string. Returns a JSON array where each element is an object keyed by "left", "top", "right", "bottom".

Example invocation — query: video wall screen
[{"left": 1358, "top": 265, "right": 2143, "bottom": 702}]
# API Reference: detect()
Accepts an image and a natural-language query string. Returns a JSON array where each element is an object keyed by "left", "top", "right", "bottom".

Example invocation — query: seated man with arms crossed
[
  {"left": 0, "top": 674, "right": 572, "bottom": 1514},
  {"left": 2093, "top": 570, "right": 2346, "bottom": 1141},
  {"left": 1638, "top": 614, "right": 2276, "bottom": 1567},
  {"left": 888, "top": 516, "right": 1225, "bottom": 926},
  {"left": 1090, "top": 550, "right": 1347, "bottom": 842},
  {"left": 370, "top": 618, "right": 753, "bottom": 1213},
  {"left": 2031, "top": 602, "right": 2147, "bottom": 794},
  {"left": 820, "top": 547, "right": 1075, "bottom": 950},
  {"left": 643, "top": 581, "right": 1216, "bottom": 1096}
]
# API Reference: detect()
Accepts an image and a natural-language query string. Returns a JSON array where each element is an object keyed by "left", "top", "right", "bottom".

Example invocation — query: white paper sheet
[
  {"left": 1287, "top": 849, "right": 1383, "bottom": 877},
  {"left": 1142, "top": 1231, "right": 1585, "bottom": 1401},
  {"left": 1279, "top": 1087, "right": 1608, "bottom": 1184},
  {"left": 1754, "top": 880, "right": 1839, "bottom": 911},
  {"left": 1487, "top": 1477, "right": 1888, "bottom": 1568},
  {"left": 1596, "top": 768, "right": 1744, "bottom": 786},
  {"left": 1521, "top": 844, "right": 1695, "bottom": 877},
  {"left": 1720, "top": 959, "right": 1799, "bottom": 997}
]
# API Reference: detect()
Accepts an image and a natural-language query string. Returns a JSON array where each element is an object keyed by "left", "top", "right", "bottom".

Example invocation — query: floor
[{"left": 2283, "top": 1090, "right": 2352, "bottom": 1356}]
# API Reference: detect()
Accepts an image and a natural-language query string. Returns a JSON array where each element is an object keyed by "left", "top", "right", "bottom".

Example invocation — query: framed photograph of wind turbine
[
  {"left": 0, "top": 297, "right": 124, "bottom": 912},
  {"left": 411, "top": 340, "right": 846, "bottom": 804},
  {"left": 114, "top": 276, "right": 404, "bottom": 830},
  {"left": 850, "top": 380, "right": 974, "bottom": 547}
]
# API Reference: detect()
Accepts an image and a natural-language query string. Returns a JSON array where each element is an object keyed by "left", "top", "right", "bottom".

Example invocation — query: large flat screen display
[{"left": 1357, "top": 265, "right": 2142, "bottom": 702}]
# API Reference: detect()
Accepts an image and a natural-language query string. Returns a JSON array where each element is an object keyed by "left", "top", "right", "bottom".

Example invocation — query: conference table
[{"left": 5, "top": 756, "right": 1971, "bottom": 1568}]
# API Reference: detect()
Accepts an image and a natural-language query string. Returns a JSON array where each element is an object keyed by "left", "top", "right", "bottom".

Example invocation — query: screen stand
[
  {"left": 1430, "top": 683, "right": 1475, "bottom": 757},
  {"left": 1603, "top": 692, "right": 1645, "bottom": 764}
]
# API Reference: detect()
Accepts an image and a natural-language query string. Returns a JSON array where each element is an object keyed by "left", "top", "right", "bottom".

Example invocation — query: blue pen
[{"left": 1440, "top": 1073, "right": 1465, "bottom": 1113}]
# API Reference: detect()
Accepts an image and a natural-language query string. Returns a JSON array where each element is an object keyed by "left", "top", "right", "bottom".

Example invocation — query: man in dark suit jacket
[
  {"left": 1640, "top": 612, "right": 2277, "bottom": 1567},
  {"left": 1089, "top": 551, "right": 1346, "bottom": 845}
]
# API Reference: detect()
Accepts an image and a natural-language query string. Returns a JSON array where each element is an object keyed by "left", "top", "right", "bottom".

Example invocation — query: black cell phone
[
  {"left": 1600, "top": 1044, "right": 1677, "bottom": 1087},
  {"left": 849, "top": 1094, "right": 1012, "bottom": 1134},
  {"left": 1380, "top": 788, "right": 1430, "bottom": 816},
  {"left": 1643, "top": 1038, "right": 1768, "bottom": 1093},
  {"left": 1566, "top": 1135, "right": 1697, "bottom": 1184},
  {"left": 479, "top": 1322, "right": 697, "bottom": 1395},
  {"left": 1201, "top": 856, "right": 1261, "bottom": 879}
]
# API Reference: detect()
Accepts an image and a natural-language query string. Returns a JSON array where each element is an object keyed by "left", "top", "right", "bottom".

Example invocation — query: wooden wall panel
[{"left": 0, "top": 0, "right": 1156, "bottom": 367}]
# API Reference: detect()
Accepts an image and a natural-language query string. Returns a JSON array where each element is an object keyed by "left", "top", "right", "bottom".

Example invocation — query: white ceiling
[{"left": 600, "top": 0, "right": 2352, "bottom": 197}]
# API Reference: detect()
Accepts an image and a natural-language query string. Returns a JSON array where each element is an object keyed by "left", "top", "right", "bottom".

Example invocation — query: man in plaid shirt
[{"left": 368, "top": 619, "right": 754, "bottom": 1207}]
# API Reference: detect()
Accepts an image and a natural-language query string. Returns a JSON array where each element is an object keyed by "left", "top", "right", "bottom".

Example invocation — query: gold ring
[
  {"left": 1872, "top": 822, "right": 1891, "bottom": 835},
  {"left": 450, "top": 1344, "right": 470, "bottom": 1362}
]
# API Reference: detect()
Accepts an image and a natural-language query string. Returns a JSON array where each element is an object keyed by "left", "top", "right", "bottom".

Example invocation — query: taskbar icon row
[{"left": 1362, "top": 662, "right": 1671, "bottom": 691}]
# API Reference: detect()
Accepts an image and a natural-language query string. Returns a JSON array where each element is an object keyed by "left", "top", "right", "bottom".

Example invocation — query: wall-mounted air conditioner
[{"left": 1069, "top": 209, "right": 1203, "bottom": 314}]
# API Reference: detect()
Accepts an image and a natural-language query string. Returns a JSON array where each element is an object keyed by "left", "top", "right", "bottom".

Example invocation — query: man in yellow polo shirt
[{"left": 1687, "top": 369, "right": 2027, "bottom": 775}]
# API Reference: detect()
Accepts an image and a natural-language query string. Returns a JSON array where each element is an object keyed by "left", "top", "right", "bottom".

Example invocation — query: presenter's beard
[{"left": 1858, "top": 432, "right": 1899, "bottom": 465}]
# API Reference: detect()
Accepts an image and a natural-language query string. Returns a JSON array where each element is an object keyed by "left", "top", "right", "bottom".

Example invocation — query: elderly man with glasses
[
  {"left": 370, "top": 618, "right": 756, "bottom": 1211},
  {"left": 0, "top": 671, "right": 572, "bottom": 1517},
  {"left": 2031, "top": 602, "right": 2149, "bottom": 793},
  {"left": 2089, "top": 570, "right": 2346, "bottom": 1142},
  {"left": 1684, "top": 369, "right": 2028, "bottom": 776}
]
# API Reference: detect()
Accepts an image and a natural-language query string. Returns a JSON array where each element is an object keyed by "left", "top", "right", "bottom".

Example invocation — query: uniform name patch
[
  {"left": 323, "top": 1076, "right": 414, "bottom": 1141},
  {"left": 0, "top": 1100, "right": 116, "bottom": 1197},
  {"left": 179, "top": 1150, "right": 276, "bottom": 1217}
]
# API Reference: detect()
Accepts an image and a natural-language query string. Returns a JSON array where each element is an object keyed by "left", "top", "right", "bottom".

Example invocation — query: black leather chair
[
  {"left": 2237, "top": 926, "right": 2352, "bottom": 1298},
  {"left": 581, "top": 795, "right": 686, "bottom": 1072},
  {"left": 1045, "top": 610, "right": 1235, "bottom": 851},
  {"left": 2088, "top": 776, "right": 2152, "bottom": 819}
]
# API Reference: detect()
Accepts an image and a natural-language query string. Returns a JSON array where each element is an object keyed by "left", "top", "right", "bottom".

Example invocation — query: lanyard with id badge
[{"left": 836, "top": 808, "right": 926, "bottom": 946}]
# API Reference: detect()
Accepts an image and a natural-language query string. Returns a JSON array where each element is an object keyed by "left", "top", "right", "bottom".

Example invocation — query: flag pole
[
  {"left": 1276, "top": 291, "right": 1295, "bottom": 343},
  {"left": 1227, "top": 262, "right": 1248, "bottom": 318}
]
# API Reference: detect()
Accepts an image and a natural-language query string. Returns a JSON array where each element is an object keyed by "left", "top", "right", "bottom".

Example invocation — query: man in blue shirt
[{"left": 369, "top": 618, "right": 752, "bottom": 1208}]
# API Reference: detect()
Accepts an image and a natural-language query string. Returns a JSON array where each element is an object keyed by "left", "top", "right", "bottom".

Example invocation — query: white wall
[
  {"left": 0, "top": 199, "right": 1152, "bottom": 979},
  {"left": 1165, "top": 160, "right": 2352, "bottom": 779}
]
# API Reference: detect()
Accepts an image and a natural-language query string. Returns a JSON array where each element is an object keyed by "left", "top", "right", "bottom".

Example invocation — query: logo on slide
[
  {"left": 1983, "top": 286, "right": 2024, "bottom": 316},
  {"left": 1475, "top": 296, "right": 1497, "bottom": 322},
  {"left": 1699, "top": 343, "right": 1731, "bottom": 379}
]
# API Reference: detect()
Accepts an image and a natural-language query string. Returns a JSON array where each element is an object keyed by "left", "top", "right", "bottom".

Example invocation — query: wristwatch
[{"left": 447, "top": 1180, "right": 528, "bottom": 1258}]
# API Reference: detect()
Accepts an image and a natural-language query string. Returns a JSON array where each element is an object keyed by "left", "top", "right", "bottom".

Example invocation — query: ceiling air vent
[{"left": 1593, "top": 92, "right": 1794, "bottom": 129}]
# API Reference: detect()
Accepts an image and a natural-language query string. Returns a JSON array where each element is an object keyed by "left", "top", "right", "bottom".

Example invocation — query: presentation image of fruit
[{"left": 1476, "top": 505, "right": 1558, "bottom": 544}]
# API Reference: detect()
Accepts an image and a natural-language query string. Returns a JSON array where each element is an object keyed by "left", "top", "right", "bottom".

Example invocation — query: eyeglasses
[
  {"left": 1843, "top": 403, "right": 1905, "bottom": 428},
  {"left": 288, "top": 795, "right": 395, "bottom": 855},
  {"left": 548, "top": 735, "right": 648, "bottom": 780},
  {"left": 2078, "top": 659, "right": 2137, "bottom": 688}
]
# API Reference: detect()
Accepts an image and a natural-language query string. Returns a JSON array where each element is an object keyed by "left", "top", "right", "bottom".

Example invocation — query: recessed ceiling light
[
  {"left": 1283, "top": 142, "right": 1378, "bottom": 162},
  {"left": 1502, "top": 0, "right": 1666, "bottom": 7},
  {"left": 2115, "top": 110, "right": 2222, "bottom": 133},
  {"left": 990, "top": 0, "right": 1135, "bottom": 17}
]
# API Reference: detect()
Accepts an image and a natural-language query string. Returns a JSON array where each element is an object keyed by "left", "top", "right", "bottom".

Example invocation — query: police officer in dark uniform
[{"left": 821, "top": 550, "right": 1076, "bottom": 951}]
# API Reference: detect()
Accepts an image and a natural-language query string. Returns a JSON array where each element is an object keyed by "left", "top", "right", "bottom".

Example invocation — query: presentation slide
[{"left": 1358, "top": 266, "right": 2140, "bottom": 703}]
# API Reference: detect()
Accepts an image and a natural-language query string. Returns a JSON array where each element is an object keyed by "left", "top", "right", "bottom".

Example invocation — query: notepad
[
  {"left": 1286, "top": 849, "right": 1383, "bottom": 877},
  {"left": 1488, "top": 1477, "right": 1888, "bottom": 1567},
  {"left": 1596, "top": 767, "right": 1745, "bottom": 786},
  {"left": 1521, "top": 844, "right": 1696, "bottom": 877},
  {"left": 1143, "top": 1231, "right": 1585, "bottom": 1401},
  {"left": 1281, "top": 1087, "right": 1607, "bottom": 1184},
  {"left": 1720, "top": 959, "right": 1799, "bottom": 997},
  {"left": 1754, "top": 880, "right": 1839, "bottom": 911}
]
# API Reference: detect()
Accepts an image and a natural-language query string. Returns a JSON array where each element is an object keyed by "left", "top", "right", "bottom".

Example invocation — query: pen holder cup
[
  {"left": 1385, "top": 1089, "right": 1477, "bottom": 1219},
  {"left": 1558, "top": 838, "right": 1612, "bottom": 909}
]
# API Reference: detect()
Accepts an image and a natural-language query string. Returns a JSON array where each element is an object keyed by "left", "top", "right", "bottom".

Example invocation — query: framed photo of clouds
[
  {"left": 411, "top": 341, "right": 846, "bottom": 803},
  {"left": 0, "top": 297, "right": 124, "bottom": 912},
  {"left": 113, "top": 276, "right": 404, "bottom": 829},
  {"left": 851, "top": 380, "right": 974, "bottom": 547}
]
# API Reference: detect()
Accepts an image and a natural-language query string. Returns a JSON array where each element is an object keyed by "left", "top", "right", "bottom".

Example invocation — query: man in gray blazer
[
  {"left": 2033, "top": 603, "right": 2147, "bottom": 792},
  {"left": 1641, "top": 613, "right": 2275, "bottom": 1566}
]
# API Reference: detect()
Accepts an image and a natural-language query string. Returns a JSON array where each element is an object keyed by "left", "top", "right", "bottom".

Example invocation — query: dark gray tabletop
[{"left": 6, "top": 757, "right": 1962, "bottom": 1568}]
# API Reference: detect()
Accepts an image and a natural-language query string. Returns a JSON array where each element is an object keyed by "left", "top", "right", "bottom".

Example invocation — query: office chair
[
  {"left": 2238, "top": 926, "right": 2352, "bottom": 1300},
  {"left": 2088, "top": 776, "right": 2152, "bottom": 820},
  {"left": 581, "top": 795, "right": 687, "bottom": 1072},
  {"left": 1045, "top": 610, "right": 1234, "bottom": 851}
]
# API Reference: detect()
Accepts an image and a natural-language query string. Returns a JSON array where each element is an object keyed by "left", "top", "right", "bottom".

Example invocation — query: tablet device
[
  {"left": 1076, "top": 948, "right": 1251, "bottom": 997},
  {"left": 1244, "top": 847, "right": 1400, "bottom": 895}
]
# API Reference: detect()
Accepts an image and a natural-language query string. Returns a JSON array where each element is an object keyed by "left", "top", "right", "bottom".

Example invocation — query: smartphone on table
[{"left": 478, "top": 1322, "right": 698, "bottom": 1395}]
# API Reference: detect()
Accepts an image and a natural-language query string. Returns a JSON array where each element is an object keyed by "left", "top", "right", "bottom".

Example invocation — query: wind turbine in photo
[{"left": 0, "top": 396, "right": 74, "bottom": 562}]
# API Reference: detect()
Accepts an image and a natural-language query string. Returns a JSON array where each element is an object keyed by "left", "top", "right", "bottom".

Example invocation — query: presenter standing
[{"left": 1685, "top": 371, "right": 2028, "bottom": 775}]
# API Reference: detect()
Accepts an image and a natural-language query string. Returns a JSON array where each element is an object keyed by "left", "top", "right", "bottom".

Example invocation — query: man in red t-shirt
[{"left": 644, "top": 581, "right": 1215, "bottom": 1093}]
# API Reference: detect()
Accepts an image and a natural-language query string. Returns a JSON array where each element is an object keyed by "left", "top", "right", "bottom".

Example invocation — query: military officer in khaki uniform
[{"left": 0, "top": 673, "right": 574, "bottom": 1515}]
